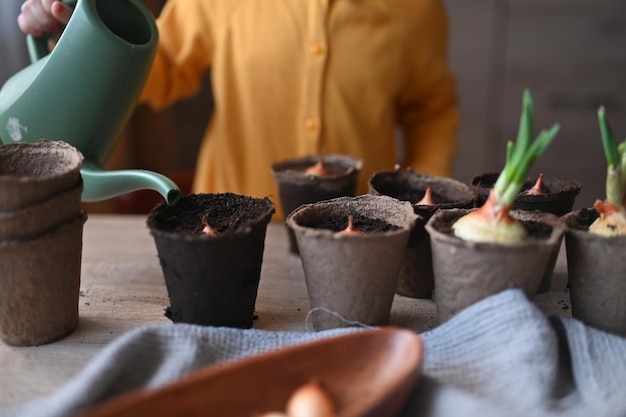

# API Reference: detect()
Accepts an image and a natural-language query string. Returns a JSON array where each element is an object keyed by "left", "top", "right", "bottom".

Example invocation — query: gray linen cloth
[{"left": 3, "top": 288, "right": 626, "bottom": 417}]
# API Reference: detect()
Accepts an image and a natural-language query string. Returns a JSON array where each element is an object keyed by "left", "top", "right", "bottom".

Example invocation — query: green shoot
[
  {"left": 453, "top": 89, "right": 560, "bottom": 243},
  {"left": 589, "top": 107, "right": 626, "bottom": 236},
  {"left": 494, "top": 90, "right": 560, "bottom": 208}
]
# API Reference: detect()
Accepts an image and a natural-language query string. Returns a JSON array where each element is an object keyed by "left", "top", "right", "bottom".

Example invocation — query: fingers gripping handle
[{"left": 27, "top": 0, "right": 78, "bottom": 62}]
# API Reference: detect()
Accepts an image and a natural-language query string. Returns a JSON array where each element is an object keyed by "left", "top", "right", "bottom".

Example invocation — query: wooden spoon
[{"left": 78, "top": 327, "right": 423, "bottom": 417}]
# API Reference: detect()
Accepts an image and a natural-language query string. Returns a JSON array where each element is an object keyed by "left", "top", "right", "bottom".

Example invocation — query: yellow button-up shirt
[{"left": 141, "top": 0, "right": 459, "bottom": 219}]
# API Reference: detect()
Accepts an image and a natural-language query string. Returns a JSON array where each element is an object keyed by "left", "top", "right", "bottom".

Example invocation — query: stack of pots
[{"left": 0, "top": 140, "right": 87, "bottom": 346}]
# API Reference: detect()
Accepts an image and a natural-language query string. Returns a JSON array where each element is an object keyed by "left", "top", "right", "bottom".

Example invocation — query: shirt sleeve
[
  {"left": 397, "top": 0, "right": 459, "bottom": 178},
  {"left": 139, "top": 0, "right": 218, "bottom": 110}
]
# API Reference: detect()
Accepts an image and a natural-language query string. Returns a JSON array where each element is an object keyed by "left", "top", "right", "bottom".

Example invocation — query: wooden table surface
[{"left": 0, "top": 214, "right": 573, "bottom": 412}]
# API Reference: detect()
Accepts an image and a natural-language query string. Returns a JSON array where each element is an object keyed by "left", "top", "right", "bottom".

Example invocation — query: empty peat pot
[
  {"left": 562, "top": 208, "right": 626, "bottom": 336},
  {"left": 286, "top": 194, "right": 418, "bottom": 331},
  {"left": 368, "top": 168, "right": 477, "bottom": 298},
  {"left": 0, "top": 140, "right": 86, "bottom": 346},
  {"left": 0, "top": 140, "right": 83, "bottom": 210},
  {"left": 147, "top": 193, "right": 275, "bottom": 329},
  {"left": 0, "top": 212, "right": 87, "bottom": 346},
  {"left": 426, "top": 208, "right": 565, "bottom": 323},
  {"left": 270, "top": 154, "right": 363, "bottom": 253}
]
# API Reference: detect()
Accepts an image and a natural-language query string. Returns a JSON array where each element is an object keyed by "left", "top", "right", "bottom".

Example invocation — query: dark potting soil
[
  {"left": 472, "top": 173, "right": 534, "bottom": 192},
  {"left": 369, "top": 175, "right": 441, "bottom": 204},
  {"left": 300, "top": 214, "right": 401, "bottom": 234},
  {"left": 519, "top": 177, "right": 580, "bottom": 195},
  {"left": 568, "top": 208, "right": 598, "bottom": 231},
  {"left": 473, "top": 173, "right": 578, "bottom": 196},
  {"left": 148, "top": 193, "right": 274, "bottom": 236},
  {"left": 369, "top": 172, "right": 476, "bottom": 209},
  {"left": 521, "top": 220, "right": 554, "bottom": 239},
  {"left": 391, "top": 189, "right": 442, "bottom": 205},
  {"left": 298, "top": 163, "right": 348, "bottom": 176}
]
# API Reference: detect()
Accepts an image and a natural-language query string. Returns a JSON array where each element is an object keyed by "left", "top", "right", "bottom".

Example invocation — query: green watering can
[{"left": 0, "top": 0, "right": 181, "bottom": 205}]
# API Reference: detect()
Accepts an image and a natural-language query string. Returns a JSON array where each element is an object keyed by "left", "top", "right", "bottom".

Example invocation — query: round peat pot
[
  {"left": 270, "top": 154, "right": 362, "bottom": 253},
  {"left": 368, "top": 168, "right": 477, "bottom": 298},
  {"left": 147, "top": 193, "right": 275, "bottom": 329},
  {"left": 426, "top": 208, "right": 565, "bottom": 323},
  {"left": 562, "top": 208, "right": 626, "bottom": 336},
  {"left": 470, "top": 172, "right": 581, "bottom": 216},
  {"left": 286, "top": 195, "right": 418, "bottom": 331},
  {"left": 0, "top": 180, "right": 83, "bottom": 241},
  {"left": 0, "top": 211, "right": 87, "bottom": 346},
  {"left": 470, "top": 172, "right": 580, "bottom": 293},
  {"left": 0, "top": 140, "right": 83, "bottom": 210}
]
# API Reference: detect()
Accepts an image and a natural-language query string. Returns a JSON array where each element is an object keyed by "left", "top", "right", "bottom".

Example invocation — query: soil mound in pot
[
  {"left": 470, "top": 172, "right": 581, "bottom": 216},
  {"left": 270, "top": 154, "right": 362, "bottom": 253},
  {"left": 147, "top": 193, "right": 275, "bottom": 329},
  {"left": 148, "top": 193, "right": 273, "bottom": 235},
  {"left": 368, "top": 169, "right": 477, "bottom": 298}
]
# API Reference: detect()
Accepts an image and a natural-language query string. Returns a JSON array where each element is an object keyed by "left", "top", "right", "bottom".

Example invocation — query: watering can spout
[{"left": 81, "top": 162, "right": 182, "bottom": 205}]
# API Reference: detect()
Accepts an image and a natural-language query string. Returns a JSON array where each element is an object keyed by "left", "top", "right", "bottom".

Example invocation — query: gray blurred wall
[{"left": 0, "top": 0, "right": 29, "bottom": 84}]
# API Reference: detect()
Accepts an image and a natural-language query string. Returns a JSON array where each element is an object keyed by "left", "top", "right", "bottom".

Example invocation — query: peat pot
[
  {"left": 562, "top": 208, "right": 626, "bottom": 336},
  {"left": 470, "top": 172, "right": 581, "bottom": 293},
  {"left": 426, "top": 208, "right": 565, "bottom": 323},
  {"left": 470, "top": 172, "right": 582, "bottom": 215},
  {"left": 368, "top": 168, "right": 477, "bottom": 298},
  {"left": 286, "top": 195, "right": 418, "bottom": 331},
  {"left": 0, "top": 140, "right": 83, "bottom": 210},
  {"left": 0, "top": 212, "right": 87, "bottom": 346},
  {"left": 147, "top": 193, "right": 275, "bottom": 329},
  {"left": 0, "top": 140, "right": 86, "bottom": 346},
  {"left": 270, "top": 154, "right": 362, "bottom": 253}
]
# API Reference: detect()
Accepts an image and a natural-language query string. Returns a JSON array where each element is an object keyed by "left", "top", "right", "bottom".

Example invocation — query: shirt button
[
  {"left": 304, "top": 118, "right": 319, "bottom": 132},
  {"left": 310, "top": 42, "right": 326, "bottom": 56}
]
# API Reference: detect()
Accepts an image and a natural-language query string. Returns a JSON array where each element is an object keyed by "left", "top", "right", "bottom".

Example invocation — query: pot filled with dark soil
[
  {"left": 562, "top": 208, "right": 626, "bottom": 336},
  {"left": 0, "top": 211, "right": 87, "bottom": 346},
  {"left": 470, "top": 172, "right": 581, "bottom": 216},
  {"left": 147, "top": 193, "right": 275, "bottom": 329},
  {"left": 286, "top": 195, "right": 418, "bottom": 331},
  {"left": 368, "top": 168, "right": 477, "bottom": 298},
  {"left": 426, "top": 208, "right": 565, "bottom": 323},
  {"left": 270, "top": 154, "right": 362, "bottom": 253}
]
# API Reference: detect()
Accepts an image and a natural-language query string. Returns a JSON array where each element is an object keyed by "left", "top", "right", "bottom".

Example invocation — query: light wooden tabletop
[{"left": 0, "top": 214, "right": 572, "bottom": 412}]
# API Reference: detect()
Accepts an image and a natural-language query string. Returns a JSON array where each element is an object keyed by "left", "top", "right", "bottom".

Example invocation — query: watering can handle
[{"left": 26, "top": 0, "right": 78, "bottom": 63}]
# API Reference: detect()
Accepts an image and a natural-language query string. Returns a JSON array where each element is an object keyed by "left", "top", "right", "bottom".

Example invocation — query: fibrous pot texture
[
  {"left": 270, "top": 154, "right": 363, "bottom": 253},
  {"left": 0, "top": 140, "right": 83, "bottom": 210},
  {"left": 0, "top": 180, "right": 83, "bottom": 241},
  {"left": 562, "top": 208, "right": 626, "bottom": 336},
  {"left": 0, "top": 212, "right": 87, "bottom": 346},
  {"left": 286, "top": 194, "right": 418, "bottom": 331},
  {"left": 147, "top": 193, "right": 275, "bottom": 329},
  {"left": 426, "top": 208, "right": 565, "bottom": 323},
  {"left": 368, "top": 168, "right": 477, "bottom": 298}
]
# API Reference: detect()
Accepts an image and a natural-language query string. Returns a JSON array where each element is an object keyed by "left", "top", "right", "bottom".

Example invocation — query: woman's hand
[{"left": 17, "top": 0, "right": 73, "bottom": 41}]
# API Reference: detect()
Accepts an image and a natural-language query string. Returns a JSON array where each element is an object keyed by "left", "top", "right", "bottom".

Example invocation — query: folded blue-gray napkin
[{"left": 3, "top": 288, "right": 626, "bottom": 417}]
